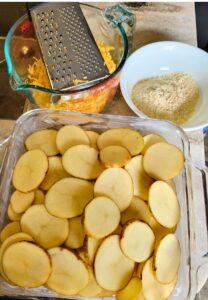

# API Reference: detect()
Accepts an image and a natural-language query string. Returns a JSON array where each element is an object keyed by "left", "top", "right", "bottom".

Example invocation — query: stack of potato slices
[{"left": 0, "top": 125, "right": 184, "bottom": 299}]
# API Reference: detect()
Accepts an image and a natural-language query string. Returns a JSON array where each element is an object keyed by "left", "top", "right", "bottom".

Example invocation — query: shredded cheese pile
[
  {"left": 27, "top": 41, "right": 117, "bottom": 110},
  {"left": 97, "top": 41, "right": 116, "bottom": 74},
  {"left": 27, "top": 41, "right": 116, "bottom": 89},
  {"left": 27, "top": 57, "right": 51, "bottom": 89}
]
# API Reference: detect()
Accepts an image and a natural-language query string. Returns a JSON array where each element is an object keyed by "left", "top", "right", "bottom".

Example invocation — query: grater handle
[{"left": 103, "top": 4, "right": 136, "bottom": 52}]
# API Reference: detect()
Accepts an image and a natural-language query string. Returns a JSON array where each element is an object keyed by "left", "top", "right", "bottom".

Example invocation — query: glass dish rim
[
  {"left": 0, "top": 108, "right": 197, "bottom": 300},
  {"left": 4, "top": 3, "right": 129, "bottom": 95}
]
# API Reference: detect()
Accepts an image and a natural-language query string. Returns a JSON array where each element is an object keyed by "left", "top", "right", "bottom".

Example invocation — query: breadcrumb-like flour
[{"left": 131, "top": 72, "right": 200, "bottom": 124}]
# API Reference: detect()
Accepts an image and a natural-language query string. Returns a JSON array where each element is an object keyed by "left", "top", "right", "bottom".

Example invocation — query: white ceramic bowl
[{"left": 120, "top": 41, "right": 208, "bottom": 131}]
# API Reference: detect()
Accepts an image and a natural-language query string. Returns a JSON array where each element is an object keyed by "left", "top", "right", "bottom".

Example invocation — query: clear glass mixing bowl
[{"left": 4, "top": 3, "right": 136, "bottom": 113}]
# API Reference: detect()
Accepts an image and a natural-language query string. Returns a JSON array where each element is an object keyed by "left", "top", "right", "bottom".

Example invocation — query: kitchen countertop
[{"left": 0, "top": 2, "right": 207, "bottom": 299}]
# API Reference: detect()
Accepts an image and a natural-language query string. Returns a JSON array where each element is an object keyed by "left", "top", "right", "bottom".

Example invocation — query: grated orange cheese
[{"left": 27, "top": 42, "right": 117, "bottom": 110}]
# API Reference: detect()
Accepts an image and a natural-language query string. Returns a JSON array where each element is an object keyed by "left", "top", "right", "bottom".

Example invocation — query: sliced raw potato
[
  {"left": 121, "top": 197, "right": 152, "bottom": 225},
  {"left": 142, "top": 258, "right": 177, "bottom": 300},
  {"left": 33, "top": 189, "right": 45, "bottom": 204},
  {"left": 149, "top": 181, "right": 180, "bottom": 228},
  {"left": 0, "top": 232, "right": 34, "bottom": 281},
  {"left": 12, "top": 149, "right": 48, "bottom": 192},
  {"left": 7, "top": 204, "right": 22, "bottom": 221},
  {"left": 77, "top": 248, "right": 91, "bottom": 265},
  {"left": 125, "top": 155, "right": 153, "bottom": 200},
  {"left": 3, "top": 241, "right": 51, "bottom": 288},
  {"left": 100, "top": 145, "right": 131, "bottom": 167},
  {"left": 113, "top": 224, "right": 123, "bottom": 235},
  {"left": 47, "top": 247, "right": 89, "bottom": 296},
  {"left": 0, "top": 222, "right": 21, "bottom": 243},
  {"left": 97, "top": 128, "right": 144, "bottom": 156},
  {"left": 166, "top": 179, "right": 176, "bottom": 192},
  {"left": 143, "top": 142, "right": 184, "bottom": 180},
  {"left": 79, "top": 266, "right": 102, "bottom": 297},
  {"left": 136, "top": 291, "right": 146, "bottom": 300},
  {"left": 116, "top": 277, "right": 142, "bottom": 300},
  {"left": 84, "top": 236, "right": 103, "bottom": 264},
  {"left": 94, "top": 168, "right": 133, "bottom": 212},
  {"left": 56, "top": 125, "right": 89, "bottom": 154},
  {"left": 96, "top": 289, "right": 115, "bottom": 297},
  {"left": 40, "top": 156, "right": 69, "bottom": 190},
  {"left": 45, "top": 177, "right": 94, "bottom": 218},
  {"left": 62, "top": 145, "right": 104, "bottom": 180},
  {"left": 94, "top": 235, "right": 135, "bottom": 291},
  {"left": 25, "top": 129, "right": 59, "bottom": 156},
  {"left": 148, "top": 217, "right": 176, "bottom": 248},
  {"left": 136, "top": 262, "right": 145, "bottom": 280},
  {"left": 10, "top": 190, "right": 35, "bottom": 214},
  {"left": 65, "top": 216, "right": 85, "bottom": 249},
  {"left": 86, "top": 130, "right": 99, "bottom": 150},
  {"left": 155, "top": 234, "right": 180, "bottom": 284},
  {"left": 120, "top": 221, "right": 155, "bottom": 262},
  {"left": 21, "top": 205, "right": 68, "bottom": 249},
  {"left": 84, "top": 197, "right": 120, "bottom": 239},
  {"left": 141, "top": 134, "right": 166, "bottom": 155}
]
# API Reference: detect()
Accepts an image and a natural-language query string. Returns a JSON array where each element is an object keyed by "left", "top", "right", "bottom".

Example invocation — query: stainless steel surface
[{"left": 30, "top": 3, "right": 109, "bottom": 90}]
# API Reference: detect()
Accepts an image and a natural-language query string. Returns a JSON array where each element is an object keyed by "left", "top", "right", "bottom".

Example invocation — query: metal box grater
[{"left": 29, "top": 3, "right": 110, "bottom": 90}]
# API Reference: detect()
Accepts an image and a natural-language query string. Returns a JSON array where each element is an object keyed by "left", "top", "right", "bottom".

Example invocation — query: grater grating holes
[{"left": 31, "top": 3, "right": 109, "bottom": 90}]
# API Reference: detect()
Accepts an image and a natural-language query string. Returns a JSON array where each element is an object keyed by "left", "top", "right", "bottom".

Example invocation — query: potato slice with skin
[
  {"left": 3, "top": 241, "right": 51, "bottom": 288},
  {"left": 116, "top": 277, "right": 142, "bottom": 300},
  {"left": 97, "top": 290, "right": 115, "bottom": 297},
  {"left": 100, "top": 145, "right": 131, "bottom": 167},
  {"left": 121, "top": 196, "right": 152, "bottom": 225},
  {"left": 94, "top": 235, "right": 135, "bottom": 291},
  {"left": 47, "top": 247, "right": 89, "bottom": 296},
  {"left": 149, "top": 181, "right": 180, "bottom": 228},
  {"left": 25, "top": 129, "right": 59, "bottom": 156},
  {"left": 143, "top": 142, "right": 184, "bottom": 180},
  {"left": 0, "top": 232, "right": 34, "bottom": 281},
  {"left": 56, "top": 125, "right": 90, "bottom": 154},
  {"left": 40, "top": 156, "right": 69, "bottom": 191},
  {"left": 21, "top": 205, "right": 68, "bottom": 249},
  {"left": 33, "top": 189, "right": 45, "bottom": 204},
  {"left": 166, "top": 179, "right": 176, "bottom": 192},
  {"left": 62, "top": 145, "right": 104, "bottom": 180},
  {"left": 86, "top": 130, "right": 99, "bottom": 150},
  {"left": 137, "top": 262, "right": 146, "bottom": 280},
  {"left": 94, "top": 168, "right": 133, "bottom": 212},
  {"left": 148, "top": 217, "right": 176, "bottom": 248},
  {"left": 65, "top": 216, "right": 85, "bottom": 249},
  {"left": 7, "top": 204, "right": 22, "bottom": 221},
  {"left": 120, "top": 221, "right": 155, "bottom": 263},
  {"left": 12, "top": 149, "right": 48, "bottom": 193},
  {"left": 97, "top": 128, "right": 144, "bottom": 156},
  {"left": 141, "top": 134, "right": 166, "bottom": 155},
  {"left": 77, "top": 248, "right": 90, "bottom": 265},
  {"left": 10, "top": 190, "right": 35, "bottom": 214},
  {"left": 84, "top": 197, "right": 120, "bottom": 239},
  {"left": 142, "top": 258, "right": 177, "bottom": 300},
  {"left": 45, "top": 177, "right": 94, "bottom": 218},
  {"left": 113, "top": 224, "right": 123, "bottom": 235},
  {"left": 0, "top": 222, "right": 21, "bottom": 243},
  {"left": 84, "top": 236, "right": 103, "bottom": 265},
  {"left": 155, "top": 234, "right": 180, "bottom": 284},
  {"left": 125, "top": 155, "right": 153, "bottom": 200},
  {"left": 79, "top": 266, "right": 102, "bottom": 297}
]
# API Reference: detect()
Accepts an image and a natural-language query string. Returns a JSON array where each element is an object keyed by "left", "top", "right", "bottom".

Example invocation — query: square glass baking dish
[{"left": 0, "top": 109, "right": 207, "bottom": 300}]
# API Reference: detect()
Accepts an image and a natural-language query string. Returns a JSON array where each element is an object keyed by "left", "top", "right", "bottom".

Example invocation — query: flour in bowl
[{"left": 131, "top": 72, "right": 200, "bottom": 125}]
